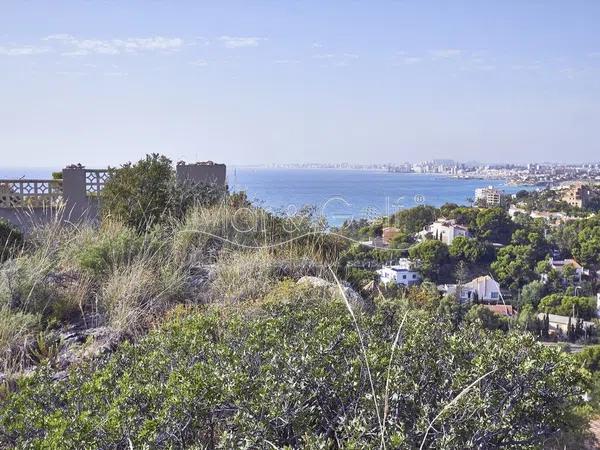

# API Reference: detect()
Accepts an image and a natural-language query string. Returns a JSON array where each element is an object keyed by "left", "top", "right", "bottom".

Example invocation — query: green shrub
[
  {"left": 464, "top": 304, "right": 509, "bottom": 331},
  {"left": 345, "top": 267, "right": 377, "bottom": 290},
  {"left": 101, "top": 153, "right": 225, "bottom": 231},
  {"left": 0, "top": 290, "right": 588, "bottom": 448},
  {"left": 70, "top": 221, "right": 145, "bottom": 276}
]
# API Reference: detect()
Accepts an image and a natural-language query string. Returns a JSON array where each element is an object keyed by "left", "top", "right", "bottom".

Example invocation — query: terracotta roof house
[
  {"left": 541, "top": 258, "right": 584, "bottom": 284},
  {"left": 382, "top": 226, "right": 401, "bottom": 245},
  {"left": 484, "top": 304, "right": 516, "bottom": 317}
]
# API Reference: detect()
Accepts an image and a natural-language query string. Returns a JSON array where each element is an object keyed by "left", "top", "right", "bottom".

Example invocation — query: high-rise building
[{"left": 474, "top": 186, "right": 504, "bottom": 206}]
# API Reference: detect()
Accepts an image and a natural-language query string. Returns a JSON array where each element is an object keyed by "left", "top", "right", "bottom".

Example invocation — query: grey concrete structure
[
  {"left": 176, "top": 161, "right": 226, "bottom": 186},
  {"left": 0, "top": 161, "right": 226, "bottom": 231}
]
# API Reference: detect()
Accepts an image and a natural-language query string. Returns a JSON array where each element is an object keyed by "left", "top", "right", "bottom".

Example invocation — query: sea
[
  {"left": 229, "top": 168, "right": 530, "bottom": 226},
  {"left": 0, "top": 167, "right": 530, "bottom": 227}
]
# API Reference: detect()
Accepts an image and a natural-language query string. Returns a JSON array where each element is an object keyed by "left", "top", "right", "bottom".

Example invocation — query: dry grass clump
[
  {"left": 0, "top": 200, "right": 347, "bottom": 375},
  {"left": 172, "top": 200, "right": 345, "bottom": 267},
  {"left": 172, "top": 203, "right": 279, "bottom": 266},
  {"left": 99, "top": 262, "right": 180, "bottom": 334},
  {"left": 69, "top": 220, "right": 186, "bottom": 334},
  {"left": 0, "top": 306, "right": 40, "bottom": 374},
  {"left": 0, "top": 216, "right": 187, "bottom": 374},
  {"left": 209, "top": 249, "right": 326, "bottom": 303},
  {"left": 0, "top": 253, "right": 55, "bottom": 316}
]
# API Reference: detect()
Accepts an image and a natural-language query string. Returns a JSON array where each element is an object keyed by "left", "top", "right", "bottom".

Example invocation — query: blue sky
[{"left": 1, "top": 0, "right": 600, "bottom": 167}]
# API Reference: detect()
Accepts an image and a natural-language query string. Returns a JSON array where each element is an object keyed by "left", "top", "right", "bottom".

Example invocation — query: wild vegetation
[
  {"left": 511, "top": 188, "right": 600, "bottom": 216},
  {"left": 0, "top": 288, "right": 590, "bottom": 448},
  {"left": 0, "top": 155, "right": 599, "bottom": 448}
]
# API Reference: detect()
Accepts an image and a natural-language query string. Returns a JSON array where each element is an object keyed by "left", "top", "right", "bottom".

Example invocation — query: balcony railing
[{"left": 0, "top": 179, "right": 63, "bottom": 208}]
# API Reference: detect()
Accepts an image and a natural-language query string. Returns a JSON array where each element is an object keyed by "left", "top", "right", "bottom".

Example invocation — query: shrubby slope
[{"left": 0, "top": 283, "right": 588, "bottom": 449}]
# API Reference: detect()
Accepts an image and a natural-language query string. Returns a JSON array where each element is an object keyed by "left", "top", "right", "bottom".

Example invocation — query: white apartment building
[{"left": 475, "top": 186, "right": 504, "bottom": 206}]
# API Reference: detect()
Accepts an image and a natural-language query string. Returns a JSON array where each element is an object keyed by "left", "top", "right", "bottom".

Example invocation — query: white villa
[
  {"left": 438, "top": 275, "right": 502, "bottom": 303},
  {"left": 377, "top": 258, "right": 421, "bottom": 286},
  {"left": 417, "top": 218, "right": 470, "bottom": 246}
]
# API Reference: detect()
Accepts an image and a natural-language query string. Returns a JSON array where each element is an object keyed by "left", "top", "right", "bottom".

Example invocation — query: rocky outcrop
[{"left": 296, "top": 276, "right": 365, "bottom": 307}]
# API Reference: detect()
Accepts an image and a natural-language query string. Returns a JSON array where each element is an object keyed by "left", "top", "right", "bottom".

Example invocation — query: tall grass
[
  {"left": 0, "top": 215, "right": 181, "bottom": 373},
  {"left": 0, "top": 200, "right": 347, "bottom": 375},
  {"left": 210, "top": 249, "right": 326, "bottom": 303},
  {"left": 0, "top": 306, "right": 40, "bottom": 374}
]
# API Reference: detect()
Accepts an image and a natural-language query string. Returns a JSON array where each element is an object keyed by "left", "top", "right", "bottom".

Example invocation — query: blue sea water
[
  {"left": 230, "top": 168, "right": 528, "bottom": 226},
  {"left": 0, "top": 166, "right": 529, "bottom": 227}
]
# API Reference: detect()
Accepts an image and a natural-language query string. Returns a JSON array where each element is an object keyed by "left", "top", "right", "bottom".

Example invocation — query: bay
[
  {"left": 0, "top": 166, "right": 529, "bottom": 227},
  {"left": 231, "top": 168, "right": 528, "bottom": 226}
]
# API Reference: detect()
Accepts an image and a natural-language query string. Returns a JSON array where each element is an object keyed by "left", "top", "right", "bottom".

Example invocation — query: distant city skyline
[
  {"left": 4, "top": 158, "right": 600, "bottom": 171},
  {"left": 1, "top": 1, "right": 600, "bottom": 167}
]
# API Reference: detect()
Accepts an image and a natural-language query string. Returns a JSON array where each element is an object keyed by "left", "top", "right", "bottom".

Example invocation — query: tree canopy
[
  {"left": 409, "top": 239, "right": 449, "bottom": 280},
  {"left": 475, "top": 207, "right": 515, "bottom": 244},
  {"left": 392, "top": 205, "right": 438, "bottom": 234},
  {"left": 538, "top": 293, "right": 597, "bottom": 321}
]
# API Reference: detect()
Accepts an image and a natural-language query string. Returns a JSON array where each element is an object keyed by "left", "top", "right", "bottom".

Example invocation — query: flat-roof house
[
  {"left": 418, "top": 218, "right": 470, "bottom": 246},
  {"left": 377, "top": 259, "right": 421, "bottom": 286},
  {"left": 537, "top": 313, "right": 595, "bottom": 335}
]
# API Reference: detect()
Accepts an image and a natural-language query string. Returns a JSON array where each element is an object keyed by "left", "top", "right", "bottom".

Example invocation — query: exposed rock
[
  {"left": 51, "top": 370, "right": 68, "bottom": 382},
  {"left": 46, "top": 270, "right": 80, "bottom": 287},
  {"left": 80, "top": 327, "right": 122, "bottom": 359},
  {"left": 52, "top": 325, "right": 123, "bottom": 370},
  {"left": 297, "top": 276, "right": 365, "bottom": 307}
]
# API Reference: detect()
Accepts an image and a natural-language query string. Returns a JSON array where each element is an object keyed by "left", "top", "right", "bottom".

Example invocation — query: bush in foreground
[{"left": 0, "top": 284, "right": 589, "bottom": 449}]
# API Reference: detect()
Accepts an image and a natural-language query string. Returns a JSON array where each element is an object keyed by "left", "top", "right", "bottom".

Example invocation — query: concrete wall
[
  {"left": 176, "top": 162, "right": 226, "bottom": 186},
  {"left": 0, "top": 162, "right": 226, "bottom": 232},
  {"left": 0, "top": 207, "right": 59, "bottom": 232}
]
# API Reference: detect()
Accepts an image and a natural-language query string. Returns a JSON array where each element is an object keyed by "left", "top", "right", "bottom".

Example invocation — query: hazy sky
[{"left": 1, "top": 0, "right": 600, "bottom": 167}]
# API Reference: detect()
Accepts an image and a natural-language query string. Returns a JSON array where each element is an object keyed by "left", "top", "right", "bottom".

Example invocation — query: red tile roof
[{"left": 484, "top": 304, "right": 516, "bottom": 317}]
